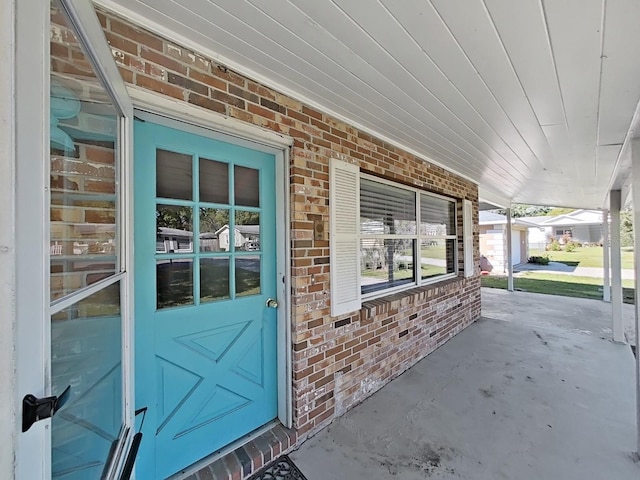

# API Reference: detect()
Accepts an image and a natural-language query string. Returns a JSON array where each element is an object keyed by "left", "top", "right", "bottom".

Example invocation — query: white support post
[
  {"left": 603, "top": 208, "right": 611, "bottom": 302},
  {"left": 630, "top": 138, "right": 640, "bottom": 458},
  {"left": 610, "top": 190, "right": 624, "bottom": 343},
  {"left": 506, "top": 207, "right": 514, "bottom": 292}
]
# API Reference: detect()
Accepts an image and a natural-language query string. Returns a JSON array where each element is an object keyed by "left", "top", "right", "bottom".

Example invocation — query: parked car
[{"left": 243, "top": 241, "right": 260, "bottom": 251}]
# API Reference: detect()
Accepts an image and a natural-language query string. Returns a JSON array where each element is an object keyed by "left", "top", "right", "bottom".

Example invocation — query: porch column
[
  {"left": 630, "top": 138, "right": 640, "bottom": 458},
  {"left": 506, "top": 207, "right": 514, "bottom": 292},
  {"left": 602, "top": 208, "right": 611, "bottom": 302},
  {"left": 610, "top": 190, "right": 624, "bottom": 342}
]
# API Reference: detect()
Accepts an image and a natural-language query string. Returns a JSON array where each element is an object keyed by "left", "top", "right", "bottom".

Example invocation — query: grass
[
  {"left": 529, "top": 246, "right": 634, "bottom": 269},
  {"left": 482, "top": 272, "right": 635, "bottom": 304}
]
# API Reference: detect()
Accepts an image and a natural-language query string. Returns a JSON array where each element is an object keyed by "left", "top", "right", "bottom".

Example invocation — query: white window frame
[
  {"left": 359, "top": 173, "right": 459, "bottom": 300},
  {"left": 329, "top": 158, "right": 462, "bottom": 317}
]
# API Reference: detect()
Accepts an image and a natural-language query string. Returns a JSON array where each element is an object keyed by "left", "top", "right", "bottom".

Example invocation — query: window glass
[
  {"left": 199, "top": 158, "right": 228, "bottom": 204},
  {"left": 234, "top": 165, "right": 259, "bottom": 207},
  {"left": 361, "top": 239, "right": 415, "bottom": 294},
  {"left": 421, "top": 194, "right": 455, "bottom": 235},
  {"left": 156, "top": 157, "right": 264, "bottom": 308},
  {"left": 420, "top": 239, "right": 456, "bottom": 279},
  {"left": 157, "top": 258, "right": 194, "bottom": 308},
  {"left": 51, "top": 281, "right": 123, "bottom": 479},
  {"left": 235, "top": 210, "right": 260, "bottom": 252},
  {"left": 157, "top": 149, "right": 192, "bottom": 200},
  {"left": 50, "top": 3, "right": 119, "bottom": 300},
  {"left": 50, "top": 3, "right": 127, "bottom": 478},
  {"left": 156, "top": 205, "right": 193, "bottom": 253},
  {"left": 236, "top": 256, "right": 261, "bottom": 296},
  {"left": 200, "top": 257, "right": 230, "bottom": 303},
  {"left": 359, "top": 175, "right": 457, "bottom": 297},
  {"left": 200, "top": 208, "right": 229, "bottom": 252},
  {"left": 361, "top": 179, "right": 416, "bottom": 235}
]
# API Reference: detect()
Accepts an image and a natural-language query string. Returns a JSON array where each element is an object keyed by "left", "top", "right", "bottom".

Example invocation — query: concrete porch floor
[{"left": 290, "top": 288, "right": 639, "bottom": 480}]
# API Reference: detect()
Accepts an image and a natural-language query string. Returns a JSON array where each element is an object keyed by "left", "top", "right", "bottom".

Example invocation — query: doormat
[{"left": 248, "top": 455, "right": 308, "bottom": 480}]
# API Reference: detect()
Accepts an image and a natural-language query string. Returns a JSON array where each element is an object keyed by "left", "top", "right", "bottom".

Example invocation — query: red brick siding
[{"left": 96, "top": 8, "right": 481, "bottom": 441}]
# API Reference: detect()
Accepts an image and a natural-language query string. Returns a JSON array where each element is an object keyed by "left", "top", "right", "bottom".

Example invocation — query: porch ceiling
[{"left": 99, "top": 0, "right": 640, "bottom": 208}]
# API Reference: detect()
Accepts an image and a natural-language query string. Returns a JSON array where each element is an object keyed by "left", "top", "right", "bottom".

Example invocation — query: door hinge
[{"left": 22, "top": 385, "right": 71, "bottom": 432}]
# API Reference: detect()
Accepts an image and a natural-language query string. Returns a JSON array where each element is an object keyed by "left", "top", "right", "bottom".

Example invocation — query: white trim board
[{"left": 14, "top": 0, "right": 49, "bottom": 478}]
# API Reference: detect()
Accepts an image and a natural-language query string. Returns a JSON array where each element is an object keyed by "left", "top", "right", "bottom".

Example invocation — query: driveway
[{"left": 290, "top": 288, "right": 639, "bottom": 480}]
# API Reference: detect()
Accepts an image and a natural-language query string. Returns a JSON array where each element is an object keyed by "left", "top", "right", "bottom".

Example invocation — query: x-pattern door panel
[{"left": 134, "top": 120, "right": 277, "bottom": 479}]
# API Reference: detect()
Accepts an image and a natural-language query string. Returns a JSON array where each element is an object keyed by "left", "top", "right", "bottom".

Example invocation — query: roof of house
[
  {"left": 519, "top": 209, "right": 603, "bottom": 227},
  {"left": 479, "top": 211, "right": 539, "bottom": 227},
  {"left": 215, "top": 224, "right": 260, "bottom": 235}
]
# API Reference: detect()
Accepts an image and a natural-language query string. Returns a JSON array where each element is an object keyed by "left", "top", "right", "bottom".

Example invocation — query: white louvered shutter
[
  {"left": 330, "top": 159, "right": 361, "bottom": 316},
  {"left": 463, "top": 199, "right": 474, "bottom": 277}
]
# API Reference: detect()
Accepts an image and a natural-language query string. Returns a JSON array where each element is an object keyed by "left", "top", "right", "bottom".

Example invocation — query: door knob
[{"left": 266, "top": 298, "right": 278, "bottom": 309}]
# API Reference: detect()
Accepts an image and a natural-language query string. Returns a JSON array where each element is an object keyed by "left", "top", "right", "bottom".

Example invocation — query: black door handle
[{"left": 22, "top": 385, "right": 71, "bottom": 432}]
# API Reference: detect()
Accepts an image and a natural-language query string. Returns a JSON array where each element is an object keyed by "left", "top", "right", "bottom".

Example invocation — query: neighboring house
[
  {"left": 522, "top": 210, "right": 603, "bottom": 250},
  {"left": 479, "top": 212, "right": 537, "bottom": 272},
  {"left": 155, "top": 226, "right": 193, "bottom": 253},
  {"left": 215, "top": 224, "right": 260, "bottom": 251}
]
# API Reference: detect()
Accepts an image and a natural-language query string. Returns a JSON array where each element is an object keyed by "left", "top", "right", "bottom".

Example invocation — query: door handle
[
  {"left": 22, "top": 385, "right": 71, "bottom": 432},
  {"left": 266, "top": 298, "right": 278, "bottom": 309}
]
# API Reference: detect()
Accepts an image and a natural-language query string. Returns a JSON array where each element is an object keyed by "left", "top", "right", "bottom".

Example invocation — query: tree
[
  {"left": 493, "top": 204, "right": 551, "bottom": 218},
  {"left": 620, "top": 208, "right": 633, "bottom": 248},
  {"left": 546, "top": 207, "right": 575, "bottom": 216}
]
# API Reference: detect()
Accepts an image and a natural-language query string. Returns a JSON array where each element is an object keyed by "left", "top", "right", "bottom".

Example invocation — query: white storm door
[{"left": 15, "top": 0, "right": 134, "bottom": 479}]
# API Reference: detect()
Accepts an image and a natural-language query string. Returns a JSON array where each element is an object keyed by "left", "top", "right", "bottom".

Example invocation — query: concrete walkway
[
  {"left": 513, "top": 261, "right": 635, "bottom": 280},
  {"left": 291, "top": 289, "right": 639, "bottom": 480}
]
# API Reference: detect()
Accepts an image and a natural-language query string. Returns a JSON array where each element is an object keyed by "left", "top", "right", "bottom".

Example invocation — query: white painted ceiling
[{"left": 100, "top": 0, "right": 640, "bottom": 208}]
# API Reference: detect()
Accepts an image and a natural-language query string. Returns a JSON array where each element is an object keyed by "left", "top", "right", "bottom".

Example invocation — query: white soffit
[{"left": 98, "top": 0, "right": 640, "bottom": 208}]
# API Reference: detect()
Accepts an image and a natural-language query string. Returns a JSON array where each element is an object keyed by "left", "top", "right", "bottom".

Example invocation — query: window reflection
[
  {"left": 235, "top": 211, "right": 260, "bottom": 252},
  {"left": 156, "top": 205, "right": 193, "bottom": 253},
  {"left": 157, "top": 258, "right": 194, "bottom": 308},
  {"left": 199, "top": 208, "right": 229, "bottom": 252},
  {"left": 360, "top": 239, "right": 415, "bottom": 294},
  {"left": 50, "top": 2, "right": 119, "bottom": 301},
  {"left": 236, "top": 256, "right": 261, "bottom": 297},
  {"left": 51, "top": 281, "right": 122, "bottom": 479},
  {"left": 200, "top": 257, "right": 230, "bottom": 303}
]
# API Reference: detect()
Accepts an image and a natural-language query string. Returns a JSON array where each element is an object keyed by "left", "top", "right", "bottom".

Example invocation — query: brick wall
[{"left": 96, "top": 8, "right": 481, "bottom": 439}]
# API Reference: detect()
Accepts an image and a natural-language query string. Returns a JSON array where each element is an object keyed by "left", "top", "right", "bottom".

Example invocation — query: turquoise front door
[{"left": 134, "top": 120, "right": 278, "bottom": 479}]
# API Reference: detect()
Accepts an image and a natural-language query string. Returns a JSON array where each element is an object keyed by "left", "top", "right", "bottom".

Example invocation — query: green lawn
[
  {"left": 482, "top": 272, "right": 635, "bottom": 304},
  {"left": 529, "top": 246, "right": 634, "bottom": 269}
]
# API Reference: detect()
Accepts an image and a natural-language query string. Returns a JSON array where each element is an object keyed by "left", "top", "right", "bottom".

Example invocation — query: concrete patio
[{"left": 290, "top": 288, "right": 639, "bottom": 480}]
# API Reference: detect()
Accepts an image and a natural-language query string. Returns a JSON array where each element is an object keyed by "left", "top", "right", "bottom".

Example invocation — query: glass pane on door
[
  {"left": 50, "top": 1, "right": 120, "bottom": 301},
  {"left": 49, "top": 2, "right": 126, "bottom": 479},
  {"left": 51, "top": 282, "right": 123, "bottom": 479}
]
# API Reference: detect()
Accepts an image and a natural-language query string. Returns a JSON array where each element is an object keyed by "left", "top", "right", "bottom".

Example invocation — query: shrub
[
  {"left": 528, "top": 255, "right": 550, "bottom": 265},
  {"left": 565, "top": 241, "right": 578, "bottom": 252},
  {"left": 548, "top": 240, "right": 561, "bottom": 251}
]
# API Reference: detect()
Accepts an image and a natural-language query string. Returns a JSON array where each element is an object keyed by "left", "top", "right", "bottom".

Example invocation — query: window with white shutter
[
  {"left": 330, "top": 160, "right": 466, "bottom": 311},
  {"left": 329, "top": 159, "right": 361, "bottom": 316}
]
